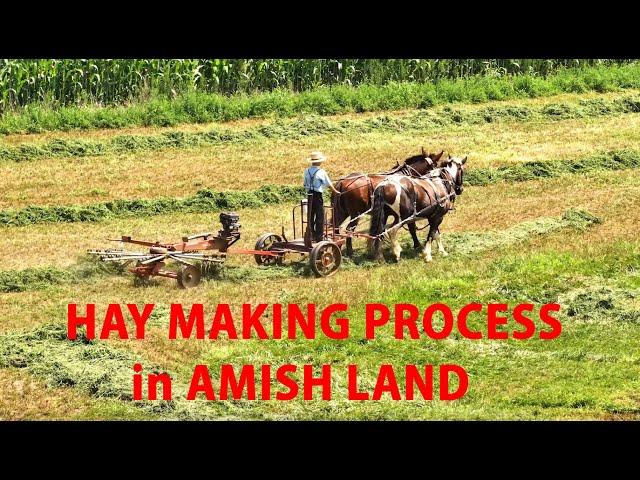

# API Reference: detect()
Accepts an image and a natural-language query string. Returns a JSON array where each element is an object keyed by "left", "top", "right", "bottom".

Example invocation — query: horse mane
[
  {"left": 378, "top": 164, "right": 406, "bottom": 175},
  {"left": 378, "top": 154, "right": 426, "bottom": 175},
  {"left": 424, "top": 167, "right": 443, "bottom": 178}
]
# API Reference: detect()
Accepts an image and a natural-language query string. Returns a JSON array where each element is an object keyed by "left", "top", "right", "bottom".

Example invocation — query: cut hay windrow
[
  {"left": 0, "top": 260, "right": 124, "bottom": 293},
  {"left": 0, "top": 323, "right": 229, "bottom": 420},
  {"left": 0, "top": 264, "right": 634, "bottom": 420},
  {"left": 0, "top": 149, "right": 636, "bottom": 228},
  {"left": 560, "top": 286, "right": 640, "bottom": 325},
  {"left": 438, "top": 285, "right": 638, "bottom": 362},
  {"left": 466, "top": 149, "right": 640, "bottom": 185},
  {"left": 0, "top": 184, "right": 304, "bottom": 227},
  {"left": 0, "top": 209, "right": 601, "bottom": 293},
  {"left": 1, "top": 93, "right": 639, "bottom": 163},
  {"left": 445, "top": 209, "right": 602, "bottom": 257}
]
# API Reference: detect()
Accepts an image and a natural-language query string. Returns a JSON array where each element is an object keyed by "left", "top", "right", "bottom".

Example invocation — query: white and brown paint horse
[
  {"left": 369, "top": 155, "right": 467, "bottom": 262},
  {"left": 331, "top": 149, "right": 444, "bottom": 256}
]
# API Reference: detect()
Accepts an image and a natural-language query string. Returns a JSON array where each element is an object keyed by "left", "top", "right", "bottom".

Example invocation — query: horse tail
[
  {"left": 369, "top": 183, "right": 388, "bottom": 253},
  {"left": 331, "top": 180, "right": 347, "bottom": 232}
]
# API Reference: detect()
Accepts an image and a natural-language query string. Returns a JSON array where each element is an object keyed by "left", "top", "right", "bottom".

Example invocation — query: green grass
[
  {"left": 0, "top": 149, "right": 636, "bottom": 227},
  {"left": 465, "top": 149, "right": 640, "bottom": 185},
  {"left": 341, "top": 245, "right": 640, "bottom": 418},
  {"left": 1, "top": 216, "right": 637, "bottom": 420},
  {"left": 0, "top": 184, "right": 304, "bottom": 227},
  {"left": 2, "top": 92, "right": 639, "bottom": 163},
  {"left": 1, "top": 83, "right": 638, "bottom": 420},
  {"left": 2, "top": 63, "right": 640, "bottom": 135},
  {"left": 445, "top": 209, "right": 601, "bottom": 256},
  {"left": 0, "top": 208, "right": 600, "bottom": 293},
  {"left": 0, "top": 259, "right": 125, "bottom": 293}
]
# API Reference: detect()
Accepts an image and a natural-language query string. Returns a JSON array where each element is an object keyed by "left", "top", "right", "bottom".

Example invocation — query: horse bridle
[
  {"left": 405, "top": 156, "right": 435, "bottom": 177},
  {"left": 403, "top": 162, "right": 424, "bottom": 177},
  {"left": 379, "top": 155, "right": 434, "bottom": 177},
  {"left": 438, "top": 162, "right": 464, "bottom": 195}
]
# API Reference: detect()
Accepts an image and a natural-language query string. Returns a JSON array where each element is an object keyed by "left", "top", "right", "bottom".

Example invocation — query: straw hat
[{"left": 306, "top": 151, "right": 327, "bottom": 163}]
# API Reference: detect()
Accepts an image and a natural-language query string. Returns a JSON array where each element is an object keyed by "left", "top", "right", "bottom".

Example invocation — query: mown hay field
[{"left": 0, "top": 86, "right": 639, "bottom": 420}]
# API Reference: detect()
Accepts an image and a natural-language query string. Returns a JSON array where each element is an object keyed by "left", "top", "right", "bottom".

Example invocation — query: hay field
[{"left": 0, "top": 88, "right": 638, "bottom": 420}]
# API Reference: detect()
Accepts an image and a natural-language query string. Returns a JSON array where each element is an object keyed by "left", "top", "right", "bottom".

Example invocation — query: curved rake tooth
[
  {"left": 188, "top": 255, "right": 226, "bottom": 263},
  {"left": 90, "top": 249, "right": 151, "bottom": 260},
  {"left": 103, "top": 256, "right": 144, "bottom": 262},
  {"left": 168, "top": 254, "right": 195, "bottom": 266},
  {"left": 174, "top": 254, "right": 209, "bottom": 260},
  {"left": 140, "top": 254, "right": 168, "bottom": 265}
]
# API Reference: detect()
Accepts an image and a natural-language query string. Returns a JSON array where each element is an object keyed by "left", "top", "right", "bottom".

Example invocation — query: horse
[
  {"left": 369, "top": 155, "right": 467, "bottom": 263},
  {"left": 331, "top": 148, "right": 443, "bottom": 256}
]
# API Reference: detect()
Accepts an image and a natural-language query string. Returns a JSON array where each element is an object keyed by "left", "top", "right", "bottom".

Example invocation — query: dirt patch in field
[{"left": 0, "top": 368, "right": 97, "bottom": 420}]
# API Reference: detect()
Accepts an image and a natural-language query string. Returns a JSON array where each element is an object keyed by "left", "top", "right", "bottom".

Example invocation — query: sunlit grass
[
  {"left": 1, "top": 217, "right": 637, "bottom": 419},
  {"left": 1, "top": 89, "right": 639, "bottom": 420},
  {"left": 1, "top": 99, "right": 639, "bottom": 209},
  {"left": 0, "top": 168, "right": 637, "bottom": 272}
]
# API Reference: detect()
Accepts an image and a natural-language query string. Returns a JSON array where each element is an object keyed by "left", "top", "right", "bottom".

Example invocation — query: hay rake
[
  {"left": 89, "top": 199, "right": 374, "bottom": 288},
  {"left": 89, "top": 212, "right": 279, "bottom": 288}
]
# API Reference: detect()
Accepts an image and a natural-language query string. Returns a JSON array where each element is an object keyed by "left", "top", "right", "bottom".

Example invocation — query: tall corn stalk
[{"left": 0, "top": 59, "right": 632, "bottom": 113}]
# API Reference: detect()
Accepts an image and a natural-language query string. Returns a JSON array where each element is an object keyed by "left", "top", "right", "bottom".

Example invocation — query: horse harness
[
  {"left": 397, "top": 168, "right": 457, "bottom": 218},
  {"left": 336, "top": 173, "right": 375, "bottom": 198},
  {"left": 334, "top": 157, "right": 432, "bottom": 197},
  {"left": 368, "top": 169, "right": 458, "bottom": 240}
]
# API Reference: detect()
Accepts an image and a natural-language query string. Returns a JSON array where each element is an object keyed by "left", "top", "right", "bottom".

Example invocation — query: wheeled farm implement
[
  {"left": 88, "top": 212, "right": 259, "bottom": 288},
  {"left": 254, "top": 198, "right": 361, "bottom": 277},
  {"left": 89, "top": 200, "right": 367, "bottom": 288}
]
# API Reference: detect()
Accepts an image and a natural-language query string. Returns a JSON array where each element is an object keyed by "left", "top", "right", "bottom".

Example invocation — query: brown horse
[
  {"left": 369, "top": 155, "right": 467, "bottom": 263},
  {"left": 332, "top": 149, "right": 443, "bottom": 256}
]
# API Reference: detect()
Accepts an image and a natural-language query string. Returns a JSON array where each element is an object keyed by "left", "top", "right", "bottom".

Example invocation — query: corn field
[{"left": 0, "top": 59, "right": 634, "bottom": 112}]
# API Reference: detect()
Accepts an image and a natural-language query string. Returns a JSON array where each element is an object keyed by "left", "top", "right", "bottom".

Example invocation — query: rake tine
[
  {"left": 140, "top": 254, "right": 168, "bottom": 265},
  {"left": 168, "top": 254, "right": 195, "bottom": 266}
]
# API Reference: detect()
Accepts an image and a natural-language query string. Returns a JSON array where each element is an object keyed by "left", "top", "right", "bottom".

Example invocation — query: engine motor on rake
[{"left": 219, "top": 212, "right": 241, "bottom": 242}]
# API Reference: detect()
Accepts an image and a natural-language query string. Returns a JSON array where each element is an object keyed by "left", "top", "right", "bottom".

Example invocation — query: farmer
[{"left": 304, "top": 151, "right": 340, "bottom": 242}]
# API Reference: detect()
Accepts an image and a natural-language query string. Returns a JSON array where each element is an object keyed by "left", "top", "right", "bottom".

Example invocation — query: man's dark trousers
[{"left": 308, "top": 191, "right": 325, "bottom": 242}]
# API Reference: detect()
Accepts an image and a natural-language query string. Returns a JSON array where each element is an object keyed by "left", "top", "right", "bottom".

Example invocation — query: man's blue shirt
[{"left": 304, "top": 166, "right": 331, "bottom": 193}]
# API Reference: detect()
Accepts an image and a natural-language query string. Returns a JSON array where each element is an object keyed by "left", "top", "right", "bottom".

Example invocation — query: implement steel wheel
[
  {"left": 309, "top": 241, "right": 342, "bottom": 277},
  {"left": 254, "top": 233, "right": 284, "bottom": 266},
  {"left": 177, "top": 265, "right": 201, "bottom": 289}
]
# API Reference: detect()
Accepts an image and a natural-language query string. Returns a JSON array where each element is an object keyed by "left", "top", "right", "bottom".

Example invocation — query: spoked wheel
[
  {"left": 309, "top": 241, "right": 342, "bottom": 277},
  {"left": 254, "top": 233, "right": 284, "bottom": 266},
  {"left": 177, "top": 264, "right": 201, "bottom": 289}
]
